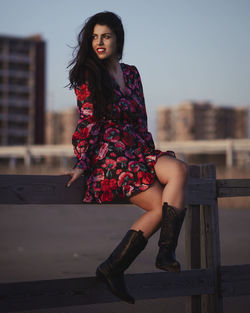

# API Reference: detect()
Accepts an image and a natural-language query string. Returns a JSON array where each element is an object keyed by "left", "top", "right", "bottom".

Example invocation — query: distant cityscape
[
  {"left": 0, "top": 33, "right": 250, "bottom": 169},
  {"left": 156, "top": 101, "right": 250, "bottom": 141}
]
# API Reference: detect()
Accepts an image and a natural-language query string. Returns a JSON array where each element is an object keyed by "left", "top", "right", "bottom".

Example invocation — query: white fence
[{"left": 0, "top": 139, "right": 250, "bottom": 168}]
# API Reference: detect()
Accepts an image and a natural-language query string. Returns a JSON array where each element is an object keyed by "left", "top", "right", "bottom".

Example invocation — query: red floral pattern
[{"left": 72, "top": 63, "right": 175, "bottom": 203}]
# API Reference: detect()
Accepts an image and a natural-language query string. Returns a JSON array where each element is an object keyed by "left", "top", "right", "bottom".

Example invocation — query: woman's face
[{"left": 92, "top": 24, "right": 117, "bottom": 61}]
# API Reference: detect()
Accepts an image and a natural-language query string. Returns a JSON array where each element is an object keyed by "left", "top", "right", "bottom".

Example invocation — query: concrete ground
[{"left": 0, "top": 204, "right": 250, "bottom": 313}]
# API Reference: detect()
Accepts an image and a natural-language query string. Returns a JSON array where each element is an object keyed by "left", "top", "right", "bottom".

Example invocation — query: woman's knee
[
  {"left": 172, "top": 161, "right": 188, "bottom": 187},
  {"left": 178, "top": 160, "right": 188, "bottom": 182},
  {"left": 156, "top": 157, "right": 188, "bottom": 185}
]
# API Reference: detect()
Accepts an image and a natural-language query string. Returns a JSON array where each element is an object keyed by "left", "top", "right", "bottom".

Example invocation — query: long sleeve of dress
[
  {"left": 72, "top": 83, "right": 100, "bottom": 170},
  {"left": 133, "top": 66, "right": 155, "bottom": 151}
]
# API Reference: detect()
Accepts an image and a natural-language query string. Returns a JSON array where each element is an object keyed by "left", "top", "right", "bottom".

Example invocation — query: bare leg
[
  {"left": 129, "top": 180, "right": 164, "bottom": 238},
  {"left": 129, "top": 156, "right": 188, "bottom": 239},
  {"left": 155, "top": 156, "right": 188, "bottom": 212},
  {"left": 95, "top": 157, "right": 188, "bottom": 302}
]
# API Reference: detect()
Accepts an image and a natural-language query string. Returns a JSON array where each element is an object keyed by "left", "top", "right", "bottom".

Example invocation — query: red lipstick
[{"left": 96, "top": 48, "right": 106, "bottom": 54}]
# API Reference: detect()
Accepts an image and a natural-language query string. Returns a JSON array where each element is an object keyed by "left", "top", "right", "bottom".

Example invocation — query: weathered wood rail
[{"left": 0, "top": 163, "right": 250, "bottom": 313}]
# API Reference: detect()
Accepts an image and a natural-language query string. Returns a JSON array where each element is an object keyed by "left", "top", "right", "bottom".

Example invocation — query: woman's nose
[{"left": 98, "top": 37, "right": 104, "bottom": 45}]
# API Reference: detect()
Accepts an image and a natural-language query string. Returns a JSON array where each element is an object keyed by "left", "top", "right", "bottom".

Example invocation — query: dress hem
[{"left": 82, "top": 150, "right": 176, "bottom": 204}]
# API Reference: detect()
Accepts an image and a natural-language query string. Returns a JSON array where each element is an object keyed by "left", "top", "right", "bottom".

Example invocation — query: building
[
  {"left": 0, "top": 34, "right": 46, "bottom": 145},
  {"left": 156, "top": 101, "right": 249, "bottom": 141},
  {"left": 46, "top": 107, "right": 78, "bottom": 145}
]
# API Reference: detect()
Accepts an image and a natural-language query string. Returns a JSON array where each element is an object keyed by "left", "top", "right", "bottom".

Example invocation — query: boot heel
[
  {"left": 156, "top": 203, "right": 186, "bottom": 272},
  {"left": 96, "top": 263, "right": 135, "bottom": 304},
  {"left": 96, "top": 267, "right": 106, "bottom": 282},
  {"left": 95, "top": 229, "right": 147, "bottom": 304},
  {"left": 156, "top": 260, "right": 180, "bottom": 272}
]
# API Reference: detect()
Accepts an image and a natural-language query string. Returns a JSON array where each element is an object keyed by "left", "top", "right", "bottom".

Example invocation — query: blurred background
[
  {"left": 0, "top": 1, "right": 250, "bottom": 312},
  {"left": 0, "top": 0, "right": 249, "bottom": 202}
]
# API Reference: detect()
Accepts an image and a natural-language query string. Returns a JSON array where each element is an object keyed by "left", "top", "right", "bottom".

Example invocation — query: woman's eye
[{"left": 103, "top": 34, "right": 111, "bottom": 39}]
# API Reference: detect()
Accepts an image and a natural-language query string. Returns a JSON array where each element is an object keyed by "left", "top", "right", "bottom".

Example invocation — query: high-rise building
[
  {"left": 157, "top": 101, "right": 249, "bottom": 141},
  {"left": 0, "top": 34, "right": 45, "bottom": 145}
]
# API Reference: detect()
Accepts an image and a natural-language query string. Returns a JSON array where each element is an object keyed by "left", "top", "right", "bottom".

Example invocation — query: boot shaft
[
  {"left": 158, "top": 203, "right": 186, "bottom": 248},
  {"left": 102, "top": 229, "right": 148, "bottom": 274}
]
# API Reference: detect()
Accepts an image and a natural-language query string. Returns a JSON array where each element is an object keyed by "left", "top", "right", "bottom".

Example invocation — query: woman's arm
[
  {"left": 133, "top": 66, "right": 176, "bottom": 158},
  {"left": 72, "top": 83, "right": 100, "bottom": 171},
  {"left": 66, "top": 83, "right": 99, "bottom": 187},
  {"left": 133, "top": 66, "right": 155, "bottom": 150}
]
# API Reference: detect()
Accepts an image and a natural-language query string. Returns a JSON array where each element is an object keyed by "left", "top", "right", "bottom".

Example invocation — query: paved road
[{"left": 0, "top": 204, "right": 250, "bottom": 313}]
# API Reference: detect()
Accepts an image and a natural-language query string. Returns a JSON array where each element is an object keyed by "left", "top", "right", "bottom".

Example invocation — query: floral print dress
[{"left": 72, "top": 63, "right": 175, "bottom": 203}]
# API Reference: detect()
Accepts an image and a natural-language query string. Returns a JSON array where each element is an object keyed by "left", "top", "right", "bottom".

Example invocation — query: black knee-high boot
[
  {"left": 96, "top": 229, "right": 148, "bottom": 304},
  {"left": 155, "top": 202, "right": 186, "bottom": 272}
]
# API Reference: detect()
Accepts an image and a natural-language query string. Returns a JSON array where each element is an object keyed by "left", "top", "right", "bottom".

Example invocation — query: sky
[{"left": 1, "top": 0, "right": 250, "bottom": 134}]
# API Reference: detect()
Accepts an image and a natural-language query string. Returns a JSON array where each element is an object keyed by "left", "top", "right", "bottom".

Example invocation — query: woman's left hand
[{"left": 64, "top": 168, "right": 84, "bottom": 187}]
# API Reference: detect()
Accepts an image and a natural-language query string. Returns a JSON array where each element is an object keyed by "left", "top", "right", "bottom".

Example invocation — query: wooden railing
[{"left": 0, "top": 163, "right": 250, "bottom": 313}]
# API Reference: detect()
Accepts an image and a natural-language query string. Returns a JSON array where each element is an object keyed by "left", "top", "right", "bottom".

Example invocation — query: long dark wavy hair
[{"left": 68, "top": 11, "right": 124, "bottom": 118}]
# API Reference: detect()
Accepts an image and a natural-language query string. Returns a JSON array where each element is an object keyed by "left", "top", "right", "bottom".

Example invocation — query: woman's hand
[{"left": 64, "top": 168, "right": 84, "bottom": 187}]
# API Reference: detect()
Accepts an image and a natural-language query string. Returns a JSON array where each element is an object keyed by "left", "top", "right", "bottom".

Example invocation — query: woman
[{"left": 66, "top": 11, "right": 188, "bottom": 304}]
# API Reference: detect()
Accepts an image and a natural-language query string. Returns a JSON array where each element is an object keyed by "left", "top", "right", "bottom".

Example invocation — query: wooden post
[
  {"left": 9, "top": 157, "right": 16, "bottom": 170},
  {"left": 200, "top": 164, "right": 223, "bottom": 313},
  {"left": 186, "top": 165, "right": 201, "bottom": 313},
  {"left": 60, "top": 156, "right": 68, "bottom": 169},
  {"left": 24, "top": 147, "right": 32, "bottom": 168},
  {"left": 226, "top": 140, "right": 233, "bottom": 168}
]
